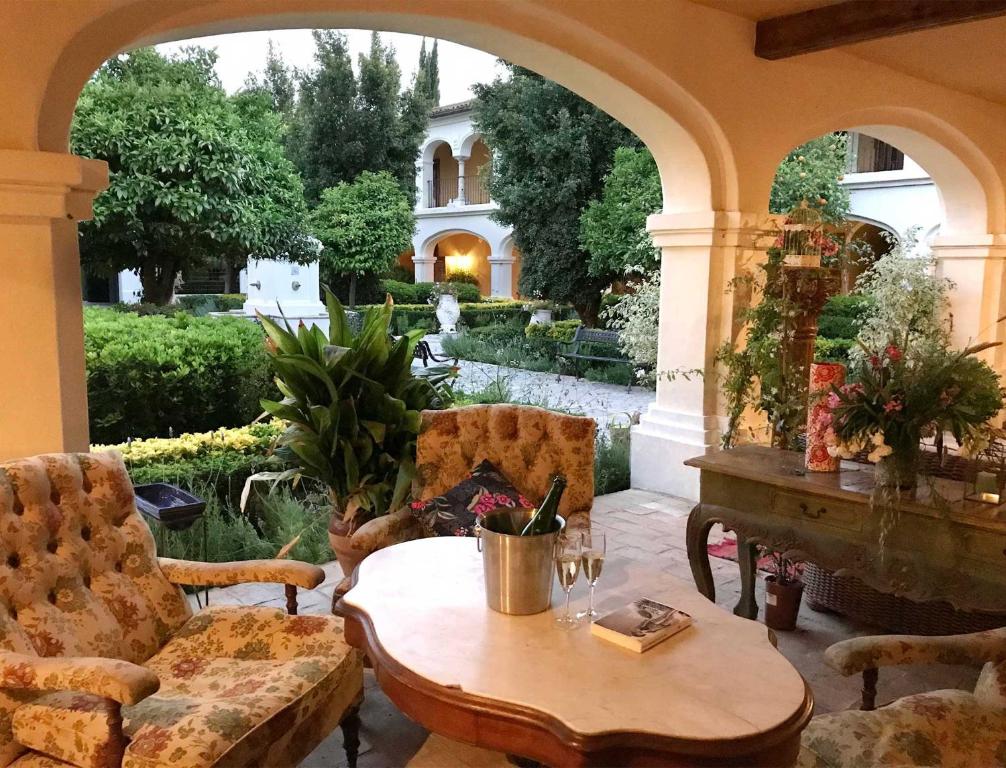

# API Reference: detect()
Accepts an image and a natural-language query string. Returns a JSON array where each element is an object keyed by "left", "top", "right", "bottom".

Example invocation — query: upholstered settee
[
  {"left": 348, "top": 404, "right": 596, "bottom": 562},
  {"left": 0, "top": 452, "right": 364, "bottom": 768},
  {"left": 798, "top": 627, "right": 1006, "bottom": 767}
]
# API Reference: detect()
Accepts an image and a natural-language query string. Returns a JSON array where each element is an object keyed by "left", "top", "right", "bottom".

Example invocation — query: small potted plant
[
  {"left": 524, "top": 294, "right": 554, "bottom": 326},
  {"left": 764, "top": 551, "right": 803, "bottom": 631},
  {"left": 429, "top": 282, "right": 461, "bottom": 334}
]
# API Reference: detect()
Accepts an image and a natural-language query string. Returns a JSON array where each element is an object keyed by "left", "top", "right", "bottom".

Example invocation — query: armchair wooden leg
[
  {"left": 341, "top": 705, "right": 361, "bottom": 768},
  {"left": 861, "top": 667, "right": 878, "bottom": 711},
  {"left": 285, "top": 584, "right": 298, "bottom": 615}
]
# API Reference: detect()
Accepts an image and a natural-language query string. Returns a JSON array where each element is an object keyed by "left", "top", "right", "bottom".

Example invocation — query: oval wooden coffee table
[{"left": 340, "top": 537, "right": 812, "bottom": 767}]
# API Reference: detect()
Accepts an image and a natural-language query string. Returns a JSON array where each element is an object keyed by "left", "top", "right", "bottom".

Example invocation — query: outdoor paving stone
[{"left": 194, "top": 487, "right": 984, "bottom": 765}]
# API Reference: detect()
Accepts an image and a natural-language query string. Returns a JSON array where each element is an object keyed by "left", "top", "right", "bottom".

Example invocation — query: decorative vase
[
  {"left": 764, "top": 575, "right": 804, "bottom": 631},
  {"left": 874, "top": 447, "right": 921, "bottom": 491},
  {"left": 806, "top": 362, "right": 846, "bottom": 472},
  {"left": 529, "top": 308, "right": 553, "bottom": 326},
  {"left": 436, "top": 293, "right": 460, "bottom": 333}
]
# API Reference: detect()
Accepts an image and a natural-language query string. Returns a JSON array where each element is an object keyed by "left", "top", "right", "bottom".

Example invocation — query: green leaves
[
  {"left": 72, "top": 46, "right": 310, "bottom": 304},
  {"left": 259, "top": 293, "right": 453, "bottom": 522}
]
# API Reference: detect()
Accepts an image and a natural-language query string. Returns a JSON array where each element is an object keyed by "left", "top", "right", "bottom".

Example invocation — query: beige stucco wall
[{"left": 2, "top": 0, "right": 1006, "bottom": 484}]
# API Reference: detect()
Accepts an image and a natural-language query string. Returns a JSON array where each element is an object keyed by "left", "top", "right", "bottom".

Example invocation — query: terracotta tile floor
[{"left": 196, "top": 489, "right": 982, "bottom": 767}]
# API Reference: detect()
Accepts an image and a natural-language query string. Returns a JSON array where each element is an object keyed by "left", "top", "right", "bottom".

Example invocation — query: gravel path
[{"left": 414, "top": 334, "right": 655, "bottom": 430}]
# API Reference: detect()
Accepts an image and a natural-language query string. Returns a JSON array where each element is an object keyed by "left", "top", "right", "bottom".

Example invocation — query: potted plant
[
  {"left": 825, "top": 337, "right": 1003, "bottom": 492},
  {"left": 764, "top": 552, "right": 803, "bottom": 631},
  {"left": 258, "top": 289, "right": 455, "bottom": 576},
  {"left": 429, "top": 282, "right": 461, "bottom": 334},
  {"left": 525, "top": 296, "right": 554, "bottom": 326}
]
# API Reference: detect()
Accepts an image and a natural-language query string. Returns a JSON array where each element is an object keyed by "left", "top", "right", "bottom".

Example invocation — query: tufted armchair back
[
  {"left": 0, "top": 452, "right": 191, "bottom": 664},
  {"left": 415, "top": 405, "right": 595, "bottom": 527}
]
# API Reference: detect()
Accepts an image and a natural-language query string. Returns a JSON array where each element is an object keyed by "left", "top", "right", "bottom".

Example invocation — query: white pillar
[
  {"left": 933, "top": 232, "right": 1006, "bottom": 374},
  {"left": 488, "top": 253, "right": 516, "bottom": 298},
  {"left": 419, "top": 160, "right": 433, "bottom": 208},
  {"left": 631, "top": 211, "right": 774, "bottom": 500},
  {"left": 413, "top": 254, "right": 436, "bottom": 283},
  {"left": 456, "top": 157, "right": 467, "bottom": 204},
  {"left": 0, "top": 150, "right": 107, "bottom": 459}
]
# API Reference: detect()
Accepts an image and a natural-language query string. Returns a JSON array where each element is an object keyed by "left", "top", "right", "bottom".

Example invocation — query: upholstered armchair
[
  {"left": 798, "top": 627, "right": 1006, "bottom": 767},
  {"left": 348, "top": 403, "right": 596, "bottom": 564},
  {"left": 0, "top": 452, "right": 364, "bottom": 768}
]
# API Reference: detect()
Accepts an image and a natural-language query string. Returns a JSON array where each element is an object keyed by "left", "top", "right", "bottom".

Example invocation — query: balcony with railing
[{"left": 426, "top": 174, "right": 491, "bottom": 208}]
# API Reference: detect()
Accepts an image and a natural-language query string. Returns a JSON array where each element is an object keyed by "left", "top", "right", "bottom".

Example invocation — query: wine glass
[
  {"left": 577, "top": 529, "right": 606, "bottom": 621},
  {"left": 554, "top": 533, "right": 581, "bottom": 628}
]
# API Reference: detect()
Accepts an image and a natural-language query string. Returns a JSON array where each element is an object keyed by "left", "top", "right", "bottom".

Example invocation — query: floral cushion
[
  {"left": 12, "top": 692, "right": 125, "bottom": 768},
  {"left": 799, "top": 690, "right": 1006, "bottom": 768},
  {"left": 121, "top": 606, "right": 363, "bottom": 768},
  {"left": 408, "top": 459, "right": 533, "bottom": 537}
]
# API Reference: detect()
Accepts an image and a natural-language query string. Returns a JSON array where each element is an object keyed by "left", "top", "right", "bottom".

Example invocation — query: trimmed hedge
[
  {"left": 815, "top": 294, "right": 875, "bottom": 364},
  {"left": 175, "top": 294, "right": 246, "bottom": 315},
  {"left": 84, "top": 307, "right": 273, "bottom": 444},
  {"left": 369, "top": 300, "right": 530, "bottom": 334},
  {"left": 525, "top": 319, "right": 582, "bottom": 343},
  {"left": 94, "top": 423, "right": 284, "bottom": 508}
]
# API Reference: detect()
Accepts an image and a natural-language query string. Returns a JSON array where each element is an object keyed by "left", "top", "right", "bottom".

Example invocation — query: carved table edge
[{"left": 338, "top": 598, "right": 815, "bottom": 765}]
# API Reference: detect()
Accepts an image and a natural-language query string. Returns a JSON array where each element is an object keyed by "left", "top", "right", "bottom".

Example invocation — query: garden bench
[{"left": 556, "top": 326, "right": 639, "bottom": 392}]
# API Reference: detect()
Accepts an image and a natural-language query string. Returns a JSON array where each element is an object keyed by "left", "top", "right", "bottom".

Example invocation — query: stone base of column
[{"left": 630, "top": 404, "right": 722, "bottom": 501}]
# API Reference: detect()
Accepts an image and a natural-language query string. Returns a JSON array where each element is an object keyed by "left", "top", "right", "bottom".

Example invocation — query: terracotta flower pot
[
  {"left": 328, "top": 516, "right": 368, "bottom": 579},
  {"left": 764, "top": 575, "right": 804, "bottom": 631}
]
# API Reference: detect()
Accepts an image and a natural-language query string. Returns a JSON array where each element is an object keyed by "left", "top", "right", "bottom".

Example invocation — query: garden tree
[
  {"left": 416, "top": 38, "right": 440, "bottom": 106},
  {"left": 72, "top": 47, "right": 311, "bottom": 304},
  {"left": 309, "top": 171, "right": 415, "bottom": 307},
  {"left": 473, "top": 65, "right": 637, "bottom": 325},
  {"left": 245, "top": 41, "right": 297, "bottom": 118},
  {"left": 580, "top": 146, "right": 663, "bottom": 277},
  {"left": 294, "top": 31, "right": 433, "bottom": 203},
  {"left": 770, "top": 133, "right": 850, "bottom": 222}
]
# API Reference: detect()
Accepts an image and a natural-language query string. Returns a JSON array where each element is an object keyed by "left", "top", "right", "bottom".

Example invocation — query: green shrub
[
  {"left": 446, "top": 270, "right": 480, "bottom": 286},
  {"left": 525, "top": 319, "right": 581, "bottom": 343},
  {"left": 818, "top": 294, "right": 874, "bottom": 339},
  {"left": 110, "top": 302, "right": 183, "bottom": 317},
  {"left": 594, "top": 430, "right": 630, "bottom": 494},
  {"left": 84, "top": 307, "right": 273, "bottom": 443},
  {"left": 96, "top": 423, "right": 284, "bottom": 507},
  {"left": 175, "top": 294, "right": 247, "bottom": 315},
  {"left": 815, "top": 336, "right": 855, "bottom": 364}
]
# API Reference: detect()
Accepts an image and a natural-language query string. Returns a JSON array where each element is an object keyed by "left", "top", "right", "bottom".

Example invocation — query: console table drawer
[
  {"left": 771, "top": 492, "right": 862, "bottom": 531},
  {"left": 961, "top": 530, "right": 1006, "bottom": 564}
]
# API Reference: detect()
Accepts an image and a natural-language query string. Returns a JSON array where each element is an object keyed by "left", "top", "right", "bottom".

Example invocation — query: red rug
[{"left": 707, "top": 535, "right": 776, "bottom": 571}]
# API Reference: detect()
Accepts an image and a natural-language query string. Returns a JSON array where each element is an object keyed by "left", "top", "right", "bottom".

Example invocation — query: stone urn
[
  {"left": 529, "top": 308, "right": 553, "bottom": 326},
  {"left": 436, "top": 293, "right": 461, "bottom": 333}
]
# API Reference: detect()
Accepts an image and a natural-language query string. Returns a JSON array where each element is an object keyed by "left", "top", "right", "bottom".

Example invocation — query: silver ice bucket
[{"left": 476, "top": 509, "right": 565, "bottom": 615}]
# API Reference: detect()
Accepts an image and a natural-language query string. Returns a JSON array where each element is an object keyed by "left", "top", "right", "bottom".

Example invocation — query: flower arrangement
[{"left": 824, "top": 337, "right": 1004, "bottom": 486}]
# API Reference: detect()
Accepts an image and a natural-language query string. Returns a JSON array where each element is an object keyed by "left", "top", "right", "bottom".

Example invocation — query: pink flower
[
  {"left": 826, "top": 391, "right": 842, "bottom": 410},
  {"left": 883, "top": 398, "right": 903, "bottom": 413},
  {"left": 870, "top": 354, "right": 881, "bottom": 369},
  {"left": 494, "top": 493, "right": 516, "bottom": 508},
  {"left": 409, "top": 500, "right": 426, "bottom": 511},
  {"left": 517, "top": 494, "right": 533, "bottom": 508},
  {"left": 885, "top": 345, "right": 903, "bottom": 363}
]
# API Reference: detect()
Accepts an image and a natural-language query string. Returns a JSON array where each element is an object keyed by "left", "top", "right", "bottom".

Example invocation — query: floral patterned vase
[{"left": 806, "top": 362, "right": 846, "bottom": 472}]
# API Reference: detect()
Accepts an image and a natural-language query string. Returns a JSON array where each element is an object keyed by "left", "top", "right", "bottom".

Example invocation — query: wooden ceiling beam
[{"left": 756, "top": 0, "right": 1006, "bottom": 60}]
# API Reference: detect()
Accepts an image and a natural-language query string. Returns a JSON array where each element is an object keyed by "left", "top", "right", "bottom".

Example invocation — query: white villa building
[{"left": 407, "top": 100, "right": 519, "bottom": 298}]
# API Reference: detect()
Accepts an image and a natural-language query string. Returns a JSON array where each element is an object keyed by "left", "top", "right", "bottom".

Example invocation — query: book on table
[{"left": 591, "top": 598, "right": 693, "bottom": 653}]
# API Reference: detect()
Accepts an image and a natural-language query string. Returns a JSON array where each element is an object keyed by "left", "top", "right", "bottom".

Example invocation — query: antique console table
[{"left": 685, "top": 445, "right": 1006, "bottom": 620}]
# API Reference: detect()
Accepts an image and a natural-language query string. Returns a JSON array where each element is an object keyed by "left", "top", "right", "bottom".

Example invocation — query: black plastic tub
[{"left": 133, "top": 483, "right": 206, "bottom": 531}]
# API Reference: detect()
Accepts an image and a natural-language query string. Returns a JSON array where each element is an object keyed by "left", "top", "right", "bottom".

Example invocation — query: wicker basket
[{"left": 804, "top": 564, "right": 1006, "bottom": 635}]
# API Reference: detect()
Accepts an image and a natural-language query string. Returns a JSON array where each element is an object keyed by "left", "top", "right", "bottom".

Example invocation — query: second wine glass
[{"left": 577, "top": 529, "right": 606, "bottom": 621}]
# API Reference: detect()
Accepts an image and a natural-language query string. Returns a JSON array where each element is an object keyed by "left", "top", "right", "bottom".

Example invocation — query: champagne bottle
[{"left": 520, "top": 474, "right": 567, "bottom": 536}]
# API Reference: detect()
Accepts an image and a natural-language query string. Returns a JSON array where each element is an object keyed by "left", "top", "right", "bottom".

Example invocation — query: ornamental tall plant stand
[{"left": 776, "top": 203, "right": 840, "bottom": 448}]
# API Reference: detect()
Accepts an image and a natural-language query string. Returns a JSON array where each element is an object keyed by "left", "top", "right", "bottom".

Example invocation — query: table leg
[
  {"left": 685, "top": 504, "right": 717, "bottom": 602},
  {"left": 734, "top": 534, "right": 759, "bottom": 620}
]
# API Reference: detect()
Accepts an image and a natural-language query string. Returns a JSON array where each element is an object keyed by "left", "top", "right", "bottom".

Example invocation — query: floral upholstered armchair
[
  {"left": 799, "top": 627, "right": 1006, "bottom": 767},
  {"left": 346, "top": 403, "right": 596, "bottom": 567},
  {"left": 0, "top": 452, "right": 364, "bottom": 768}
]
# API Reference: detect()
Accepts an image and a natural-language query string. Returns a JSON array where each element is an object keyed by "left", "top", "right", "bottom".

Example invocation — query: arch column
[
  {"left": 631, "top": 210, "right": 775, "bottom": 500},
  {"left": 0, "top": 150, "right": 107, "bottom": 460},
  {"left": 456, "top": 155, "right": 468, "bottom": 205},
  {"left": 488, "top": 252, "right": 515, "bottom": 298},
  {"left": 932, "top": 232, "right": 1006, "bottom": 372},
  {"left": 411, "top": 233, "right": 437, "bottom": 283}
]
